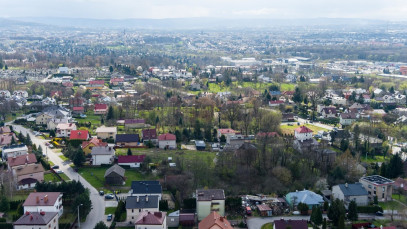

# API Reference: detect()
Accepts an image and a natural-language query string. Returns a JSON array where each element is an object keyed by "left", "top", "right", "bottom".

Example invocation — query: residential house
[
  {"left": 118, "top": 155, "right": 146, "bottom": 168},
  {"left": 394, "top": 94, "right": 406, "bottom": 104},
  {"left": 257, "top": 204, "right": 272, "bottom": 217},
  {"left": 69, "top": 130, "right": 89, "bottom": 141},
  {"left": 332, "top": 183, "right": 369, "bottom": 206},
  {"left": 321, "top": 107, "right": 337, "bottom": 118},
  {"left": 131, "top": 181, "right": 162, "bottom": 200},
  {"left": 7, "top": 154, "right": 37, "bottom": 170},
  {"left": 2, "top": 144, "right": 28, "bottom": 160},
  {"left": 285, "top": 190, "right": 324, "bottom": 209},
  {"left": 332, "top": 97, "right": 347, "bottom": 106},
  {"left": 36, "top": 113, "right": 53, "bottom": 126},
  {"left": 374, "top": 88, "right": 384, "bottom": 96},
  {"left": 0, "top": 90, "right": 11, "bottom": 98},
  {"left": 141, "top": 129, "right": 158, "bottom": 143},
  {"left": 179, "top": 211, "right": 195, "bottom": 227},
  {"left": 340, "top": 113, "right": 357, "bottom": 127},
  {"left": 104, "top": 164, "right": 125, "bottom": 186},
  {"left": 282, "top": 113, "right": 295, "bottom": 122},
  {"left": 47, "top": 118, "right": 69, "bottom": 131},
  {"left": 196, "top": 189, "right": 225, "bottom": 221},
  {"left": 95, "top": 126, "right": 117, "bottom": 140},
  {"left": 14, "top": 212, "right": 59, "bottom": 229},
  {"left": 126, "top": 195, "right": 160, "bottom": 223},
  {"left": 294, "top": 126, "right": 313, "bottom": 142},
  {"left": 158, "top": 133, "right": 176, "bottom": 149},
  {"left": 349, "top": 103, "right": 370, "bottom": 114},
  {"left": 13, "top": 164, "right": 45, "bottom": 190},
  {"left": 69, "top": 97, "right": 85, "bottom": 108},
  {"left": 0, "top": 126, "right": 11, "bottom": 134},
  {"left": 125, "top": 119, "right": 146, "bottom": 129},
  {"left": 110, "top": 77, "right": 124, "bottom": 86},
  {"left": 217, "top": 129, "right": 237, "bottom": 139},
  {"left": 363, "top": 94, "right": 371, "bottom": 103},
  {"left": 72, "top": 107, "right": 85, "bottom": 115},
  {"left": 116, "top": 134, "right": 140, "bottom": 147},
  {"left": 88, "top": 80, "right": 105, "bottom": 90},
  {"left": 90, "top": 146, "right": 115, "bottom": 166},
  {"left": 94, "top": 104, "right": 108, "bottom": 115},
  {"left": 393, "top": 177, "right": 407, "bottom": 192},
  {"left": 134, "top": 212, "right": 167, "bottom": 229},
  {"left": 383, "top": 95, "right": 396, "bottom": 104},
  {"left": 195, "top": 141, "right": 206, "bottom": 151},
  {"left": 198, "top": 211, "right": 232, "bottom": 229},
  {"left": 13, "top": 90, "right": 28, "bottom": 98},
  {"left": 56, "top": 123, "right": 76, "bottom": 138},
  {"left": 81, "top": 137, "right": 107, "bottom": 155},
  {"left": 23, "top": 192, "right": 64, "bottom": 217},
  {"left": 0, "top": 132, "right": 18, "bottom": 147},
  {"left": 58, "top": 67, "right": 70, "bottom": 74},
  {"left": 167, "top": 211, "right": 180, "bottom": 228},
  {"left": 269, "top": 100, "right": 284, "bottom": 107},
  {"left": 274, "top": 219, "right": 307, "bottom": 229},
  {"left": 359, "top": 175, "right": 394, "bottom": 202}
]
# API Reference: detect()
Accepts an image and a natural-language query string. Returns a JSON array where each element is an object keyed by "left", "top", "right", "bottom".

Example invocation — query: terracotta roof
[
  {"left": 340, "top": 113, "right": 357, "bottom": 119},
  {"left": 94, "top": 104, "right": 108, "bottom": 110},
  {"left": 69, "top": 130, "right": 89, "bottom": 140},
  {"left": 135, "top": 211, "right": 166, "bottom": 225},
  {"left": 198, "top": 211, "right": 232, "bottom": 229},
  {"left": 23, "top": 192, "right": 61, "bottom": 206},
  {"left": 0, "top": 126, "right": 11, "bottom": 134},
  {"left": 158, "top": 133, "right": 176, "bottom": 141},
  {"left": 294, "top": 126, "right": 313, "bottom": 133},
  {"left": 269, "top": 100, "right": 284, "bottom": 104},
  {"left": 14, "top": 164, "right": 44, "bottom": 176},
  {"left": 110, "top": 78, "right": 124, "bottom": 83},
  {"left": 118, "top": 155, "right": 146, "bottom": 163},
  {"left": 0, "top": 133, "right": 18, "bottom": 145},
  {"left": 56, "top": 123, "right": 76, "bottom": 130},
  {"left": 14, "top": 212, "right": 58, "bottom": 225},
  {"left": 257, "top": 204, "right": 272, "bottom": 211},
  {"left": 81, "top": 137, "right": 107, "bottom": 149},
  {"left": 8, "top": 154, "right": 37, "bottom": 168}
]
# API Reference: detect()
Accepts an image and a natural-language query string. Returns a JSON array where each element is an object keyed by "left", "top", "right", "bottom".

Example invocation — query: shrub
[{"left": 356, "top": 205, "right": 382, "bottom": 214}]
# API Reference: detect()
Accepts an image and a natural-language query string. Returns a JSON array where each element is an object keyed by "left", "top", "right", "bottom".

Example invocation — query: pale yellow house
[{"left": 95, "top": 126, "right": 117, "bottom": 140}]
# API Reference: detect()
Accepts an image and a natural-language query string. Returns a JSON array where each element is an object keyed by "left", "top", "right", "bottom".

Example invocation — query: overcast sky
[{"left": 1, "top": 0, "right": 407, "bottom": 20}]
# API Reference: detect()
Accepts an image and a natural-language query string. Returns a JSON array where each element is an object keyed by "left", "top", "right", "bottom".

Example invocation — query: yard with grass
[
  {"left": 105, "top": 207, "right": 116, "bottom": 215},
  {"left": 44, "top": 172, "right": 71, "bottom": 182},
  {"left": 280, "top": 124, "right": 328, "bottom": 135},
  {"left": 261, "top": 223, "right": 273, "bottom": 229},
  {"left": 361, "top": 156, "right": 390, "bottom": 164},
  {"left": 378, "top": 200, "right": 406, "bottom": 211},
  {"left": 59, "top": 155, "right": 70, "bottom": 161}
]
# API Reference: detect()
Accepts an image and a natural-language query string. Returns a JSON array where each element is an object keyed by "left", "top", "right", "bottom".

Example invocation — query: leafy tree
[
  {"left": 94, "top": 221, "right": 108, "bottom": 229},
  {"left": 220, "top": 135, "right": 226, "bottom": 143},
  {"left": 127, "top": 148, "right": 132, "bottom": 156},
  {"left": 83, "top": 89, "right": 92, "bottom": 100},
  {"left": 311, "top": 206, "right": 323, "bottom": 226},
  {"left": 73, "top": 148, "right": 86, "bottom": 167},
  {"left": 347, "top": 200, "right": 358, "bottom": 221},
  {"left": 297, "top": 202, "right": 309, "bottom": 215},
  {"left": 328, "top": 199, "right": 345, "bottom": 226}
]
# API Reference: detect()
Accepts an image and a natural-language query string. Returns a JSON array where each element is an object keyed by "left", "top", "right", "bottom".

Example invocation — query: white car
[{"left": 55, "top": 170, "right": 64, "bottom": 174}]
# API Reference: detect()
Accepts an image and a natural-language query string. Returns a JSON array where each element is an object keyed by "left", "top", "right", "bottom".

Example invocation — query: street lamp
[{"left": 77, "top": 204, "right": 83, "bottom": 227}]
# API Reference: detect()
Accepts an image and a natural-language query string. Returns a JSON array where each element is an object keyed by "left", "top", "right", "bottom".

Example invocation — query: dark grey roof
[
  {"left": 104, "top": 164, "right": 125, "bottom": 178},
  {"left": 360, "top": 175, "right": 394, "bottom": 185},
  {"left": 196, "top": 189, "right": 225, "bottom": 201},
  {"left": 338, "top": 183, "right": 368, "bottom": 196},
  {"left": 131, "top": 181, "right": 162, "bottom": 194},
  {"left": 14, "top": 212, "right": 57, "bottom": 225},
  {"left": 126, "top": 195, "right": 159, "bottom": 209},
  {"left": 116, "top": 134, "right": 140, "bottom": 143},
  {"left": 195, "top": 141, "right": 205, "bottom": 147},
  {"left": 91, "top": 146, "right": 115, "bottom": 155}
]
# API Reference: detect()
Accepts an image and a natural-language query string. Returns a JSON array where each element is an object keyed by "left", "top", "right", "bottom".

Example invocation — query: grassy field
[
  {"left": 44, "top": 172, "right": 71, "bottom": 182},
  {"left": 280, "top": 124, "right": 328, "bottom": 135},
  {"left": 261, "top": 223, "right": 273, "bottom": 229},
  {"left": 59, "top": 155, "right": 69, "bottom": 161},
  {"left": 378, "top": 200, "right": 406, "bottom": 211},
  {"left": 361, "top": 156, "right": 390, "bottom": 164},
  {"left": 105, "top": 207, "right": 116, "bottom": 215},
  {"left": 392, "top": 194, "right": 407, "bottom": 204}
]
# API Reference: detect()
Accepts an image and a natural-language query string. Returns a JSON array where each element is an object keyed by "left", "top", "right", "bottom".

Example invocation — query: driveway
[{"left": 11, "top": 124, "right": 104, "bottom": 229}]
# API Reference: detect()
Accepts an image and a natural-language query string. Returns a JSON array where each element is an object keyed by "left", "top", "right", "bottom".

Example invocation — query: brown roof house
[
  {"left": 7, "top": 154, "right": 37, "bottom": 170},
  {"left": 104, "top": 164, "right": 125, "bottom": 186},
  {"left": 23, "top": 192, "right": 64, "bottom": 217},
  {"left": 13, "top": 164, "right": 44, "bottom": 190},
  {"left": 198, "top": 211, "right": 232, "bottom": 229},
  {"left": 14, "top": 212, "right": 59, "bottom": 229},
  {"left": 134, "top": 211, "right": 167, "bottom": 229},
  {"left": 196, "top": 189, "right": 225, "bottom": 221}
]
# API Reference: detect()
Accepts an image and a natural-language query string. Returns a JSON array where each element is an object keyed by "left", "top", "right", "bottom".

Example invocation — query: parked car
[
  {"left": 52, "top": 165, "right": 59, "bottom": 169},
  {"left": 99, "top": 190, "right": 104, "bottom": 196},
  {"left": 55, "top": 169, "right": 64, "bottom": 174},
  {"left": 105, "top": 194, "right": 114, "bottom": 199},
  {"left": 107, "top": 214, "right": 112, "bottom": 221}
]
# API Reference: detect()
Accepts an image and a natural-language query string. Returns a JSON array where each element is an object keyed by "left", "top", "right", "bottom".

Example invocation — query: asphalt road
[{"left": 11, "top": 124, "right": 105, "bottom": 229}]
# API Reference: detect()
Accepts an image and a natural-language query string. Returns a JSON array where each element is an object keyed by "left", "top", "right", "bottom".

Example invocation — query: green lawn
[
  {"left": 280, "top": 124, "right": 328, "bottom": 135},
  {"left": 392, "top": 194, "right": 407, "bottom": 204},
  {"left": 378, "top": 200, "right": 406, "bottom": 211},
  {"left": 105, "top": 207, "right": 116, "bottom": 215},
  {"left": 59, "top": 155, "right": 69, "bottom": 161},
  {"left": 361, "top": 156, "right": 389, "bottom": 164},
  {"left": 44, "top": 172, "right": 71, "bottom": 182},
  {"left": 261, "top": 223, "right": 273, "bottom": 229}
]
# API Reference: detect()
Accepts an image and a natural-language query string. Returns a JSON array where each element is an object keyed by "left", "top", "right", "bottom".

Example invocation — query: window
[
  {"left": 132, "top": 217, "right": 134, "bottom": 219},
  {"left": 132, "top": 209, "right": 134, "bottom": 213},
  {"left": 171, "top": 219, "right": 174, "bottom": 222},
  {"left": 382, "top": 187, "right": 385, "bottom": 192}
]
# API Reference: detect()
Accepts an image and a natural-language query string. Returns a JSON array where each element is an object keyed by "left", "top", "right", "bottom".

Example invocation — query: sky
[{"left": 1, "top": 0, "right": 407, "bottom": 21}]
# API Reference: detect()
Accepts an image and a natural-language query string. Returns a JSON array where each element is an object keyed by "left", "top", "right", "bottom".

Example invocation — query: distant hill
[{"left": 7, "top": 17, "right": 391, "bottom": 30}]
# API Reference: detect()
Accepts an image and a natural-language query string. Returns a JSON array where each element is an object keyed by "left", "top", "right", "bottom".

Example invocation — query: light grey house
[{"left": 332, "top": 183, "right": 369, "bottom": 207}]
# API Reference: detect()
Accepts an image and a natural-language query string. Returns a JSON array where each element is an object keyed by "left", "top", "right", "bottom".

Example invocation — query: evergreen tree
[
  {"left": 380, "top": 163, "right": 387, "bottom": 177},
  {"left": 73, "top": 148, "right": 86, "bottom": 167},
  {"left": 347, "top": 200, "right": 358, "bottom": 221},
  {"left": 127, "top": 148, "right": 132, "bottom": 156},
  {"left": 107, "top": 106, "right": 114, "bottom": 120},
  {"left": 353, "top": 124, "right": 360, "bottom": 151},
  {"left": 109, "top": 66, "right": 114, "bottom": 73},
  {"left": 49, "top": 129, "right": 56, "bottom": 138},
  {"left": 338, "top": 215, "right": 345, "bottom": 229},
  {"left": 322, "top": 218, "right": 327, "bottom": 229},
  {"left": 293, "top": 87, "right": 302, "bottom": 104},
  {"left": 0, "top": 196, "right": 9, "bottom": 212},
  {"left": 328, "top": 199, "right": 345, "bottom": 226},
  {"left": 18, "top": 132, "right": 25, "bottom": 143},
  {"left": 11, "top": 136, "right": 16, "bottom": 145},
  {"left": 25, "top": 133, "right": 32, "bottom": 146},
  {"left": 311, "top": 206, "right": 323, "bottom": 226}
]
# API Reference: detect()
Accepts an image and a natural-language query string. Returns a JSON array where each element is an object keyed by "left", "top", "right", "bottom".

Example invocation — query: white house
[
  {"left": 158, "top": 133, "right": 176, "bottom": 149},
  {"left": 332, "top": 183, "right": 369, "bottom": 207},
  {"left": 0, "top": 90, "right": 11, "bottom": 98},
  {"left": 13, "top": 90, "right": 28, "bottom": 98},
  {"left": 332, "top": 97, "right": 347, "bottom": 106},
  {"left": 383, "top": 95, "right": 396, "bottom": 104},
  {"left": 2, "top": 144, "right": 28, "bottom": 160},
  {"left": 340, "top": 113, "right": 357, "bottom": 126},
  {"left": 321, "top": 107, "right": 337, "bottom": 118},
  {"left": 14, "top": 212, "right": 59, "bottom": 229},
  {"left": 91, "top": 146, "right": 115, "bottom": 165},
  {"left": 23, "top": 192, "right": 64, "bottom": 217},
  {"left": 196, "top": 189, "right": 225, "bottom": 221},
  {"left": 294, "top": 126, "right": 313, "bottom": 142},
  {"left": 56, "top": 123, "right": 77, "bottom": 138}
]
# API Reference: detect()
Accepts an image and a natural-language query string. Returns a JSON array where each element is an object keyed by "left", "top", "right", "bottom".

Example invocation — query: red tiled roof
[
  {"left": 135, "top": 212, "right": 166, "bottom": 225},
  {"left": 69, "top": 130, "right": 89, "bottom": 140},
  {"left": 8, "top": 154, "right": 37, "bottom": 168},
  {"left": 142, "top": 129, "right": 157, "bottom": 140},
  {"left": 94, "top": 104, "right": 108, "bottom": 110},
  {"left": 282, "top": 91, "right": 295, "bottom": 95},
  {"left": 118, "top": 155, "right": 146, "bottom": 163},
  {"left": 73, "top": 107, "right": 84, "bottom": 111},
  {"left": 23, "top": 192, "right": 61, "bottom": 206},
  {"left": 294, "top": 126, "right": 313, "bottom": 133},
  {"left": 89, "top": 80, "right": 104, "bottom": 85},
  {"left": 393, "top": 177, "right": 407, "bottom": 191},
  {"left": 158, "top": 133, "right": 176, "bottom": 141},
  {"left": 81, "top": 137, "right": 107, "bottom": 149},
  {"left": 198, "top": 212, "right": 233, "bottom": 229},
  {"left": 0, "top": 133, "right": 18, "bottom": 145}
]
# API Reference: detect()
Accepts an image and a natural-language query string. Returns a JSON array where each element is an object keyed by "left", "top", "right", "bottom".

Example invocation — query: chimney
[
  {"left": 40, "top": 211, "right": 45, "bottom": 216},
  {"left": 36, "top": 196, "right": 40, "bottom": 203},
  {"left": 220, "top": 217, "right": 224, "bottom": 222},
  {"left": 44, "top": 195, "right": 48, "bottom": 203},
  {"left": 345, "top": 183, "right": 348, "bottom": 188},
  {"left": 136, "top": 196, "right": 139, "bottom": 202},
  {"left": 146, "top": 195, "right": 149, "bottom": 202}
]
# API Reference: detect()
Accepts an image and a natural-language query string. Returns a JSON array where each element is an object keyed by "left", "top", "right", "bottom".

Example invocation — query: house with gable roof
[
  {"left": 198, "top": 211, "right": 232, "bottom": 229},
  {"left": 332, "top": 183, "right": 369, "bottom": 206},
  {"left": 14, "top": 212, "right": 59, "bottom": 229},
  {"left": 134, "top": 211, "right": 167, "bottom": 229},
  {"left": 23, "top": 192, "right": 64, "bottom": 217},
  {"left": 294, "top": 126, "right": 313, "bottom": 142},
  {"left": 158, "top": 133, "right": 176, "bottom": 149}
]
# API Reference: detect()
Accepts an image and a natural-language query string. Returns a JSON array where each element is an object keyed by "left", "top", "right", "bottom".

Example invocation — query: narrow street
[{"left": 10, "top": 123, "right": 105, "bottom": 229}]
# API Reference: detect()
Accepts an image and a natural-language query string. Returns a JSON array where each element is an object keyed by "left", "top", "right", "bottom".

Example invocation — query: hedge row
[
  {"left": 357, "top": 205, "right": 383, "bottom": 213},
  {"left": 0, "top": 223, "right": 13, "bottom": 229}
]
